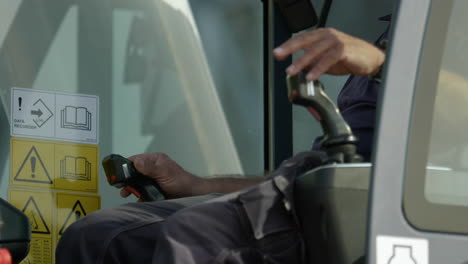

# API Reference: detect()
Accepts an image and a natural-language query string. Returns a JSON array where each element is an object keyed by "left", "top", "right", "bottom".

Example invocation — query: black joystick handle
[
  {"left": 287, "top": 72, "right": 361, "bottom": 163},
  {"left": 102, "top": 154, "right": 166, "bottom": 201}
]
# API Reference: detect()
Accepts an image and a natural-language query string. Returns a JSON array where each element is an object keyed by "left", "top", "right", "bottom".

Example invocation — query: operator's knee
[
  {"left": 56, "top": 209, "right": 114, "bottom": 263},
  {"left": 163, "top": 200, "right": 239, "bottom": 240},
  {"left": 56, "top": 202, "right": 180, "bottom": 264},
  {"left": 59, "top": 210, "right": 104, "bottom": 244},
  {"left": 154, "top": 200, "right": 246, "bottom": 263}
]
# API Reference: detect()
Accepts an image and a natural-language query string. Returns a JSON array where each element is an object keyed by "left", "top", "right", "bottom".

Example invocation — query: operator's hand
[
  {"left": 120, "top": 153, "right": 202, "bottom": 199},
  {"left": 273, "top": 27, "right": 385, "bottom": 81}
]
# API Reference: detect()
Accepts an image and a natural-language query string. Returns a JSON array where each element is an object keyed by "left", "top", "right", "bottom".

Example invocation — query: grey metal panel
[
  {"left": 368, "top": 0, "right": 468, "bottom": 263},
  {"left": 367, "top": 0, "right": 430, "bottom": 262},
  {"left": 297, "top": 163, "right": 371, "bottom": 190},
  {"left": 295, "top": 164, "right": 371, "bottom": 263}
]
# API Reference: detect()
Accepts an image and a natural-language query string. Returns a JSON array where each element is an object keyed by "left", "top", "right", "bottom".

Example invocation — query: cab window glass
[
  {"left": 424, "top": 0, "right": 468, "bottom": 206},
  {"left": 0, "top": 0, "right": 263, "bottom": 208}
]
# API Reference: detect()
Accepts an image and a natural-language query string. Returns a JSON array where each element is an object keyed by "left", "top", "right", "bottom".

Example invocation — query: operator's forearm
[{"left": 192, "top": 175, "right": 265, "bottom": 196}]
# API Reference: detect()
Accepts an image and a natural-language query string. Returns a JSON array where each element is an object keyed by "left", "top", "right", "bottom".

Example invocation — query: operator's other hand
[
  {"left": 273, "top": 27, "right": 385, "bottom": 81},
  {"left": 120, "top": 153, "right": 201, "bottom": 199}
]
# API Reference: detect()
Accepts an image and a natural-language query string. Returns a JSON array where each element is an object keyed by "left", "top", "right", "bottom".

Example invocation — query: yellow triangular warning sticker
[
  {"left": 14, "top": 146, "right": 52, "bottom": 184},
  {"left": 59, "top": 200, "right": 87, "bottom": 235},
  {"left": 22, "top": 197, "right": 50, "bottom": 234}
]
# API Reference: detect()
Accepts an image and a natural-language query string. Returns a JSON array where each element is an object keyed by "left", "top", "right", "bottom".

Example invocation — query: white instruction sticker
[
  {"left": 377, "top": 235, "right": 429, "bottom": 264},
  {"left": 11, "top": 88, "right": 99, "bottom": 144}
]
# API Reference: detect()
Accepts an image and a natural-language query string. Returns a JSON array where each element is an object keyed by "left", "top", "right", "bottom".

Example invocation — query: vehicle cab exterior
[
  {"left": 2, "top": 0, "right": 468, "bottom": 263},
  {"left": 369, "top": 0, "right": 468, "bottom": 263}
]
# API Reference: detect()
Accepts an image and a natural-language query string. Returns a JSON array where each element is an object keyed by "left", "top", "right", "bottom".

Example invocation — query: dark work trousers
[
  {"left": 55, "top": 194, "right": 220, "bottom": 263},
  {"left": 153, "top": 181, "right": 303, "bottom": 264},
  {"left": 56, "top": 152, "right": 324, "bottom": 264},
  {"left": 56, "top": 184, "right": 302, "bottom": 264}
]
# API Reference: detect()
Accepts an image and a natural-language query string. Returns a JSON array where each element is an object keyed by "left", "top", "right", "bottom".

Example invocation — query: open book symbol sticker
[
  {"left": 61, "top": 106, "right": 92, "bottom": 131},
  {"left": 60, "top": 156, "right": 92, "bottom": 181}
]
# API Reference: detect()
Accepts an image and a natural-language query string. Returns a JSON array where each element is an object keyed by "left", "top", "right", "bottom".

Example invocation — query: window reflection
[
  {"left": 425, "top": 0, "right": 468, "bottom": 206},
  {"left": 0, "top": 0, "right": 263, "bottom": 206}
]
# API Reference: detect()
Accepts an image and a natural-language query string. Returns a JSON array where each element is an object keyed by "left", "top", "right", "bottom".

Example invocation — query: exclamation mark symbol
[
  {"left": 30, "top": 156, "right": 36, "bottom": 178},
  {"left": 75, "top": 211, "right": 81, "bottom": 221},
  {"left": 18, "top": 97, "right": 22, "bottom": 111}
]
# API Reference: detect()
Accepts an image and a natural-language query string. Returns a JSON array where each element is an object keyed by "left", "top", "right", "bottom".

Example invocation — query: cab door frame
[{"left": 367, "top": 0, "right": 468, "bottom": 263}]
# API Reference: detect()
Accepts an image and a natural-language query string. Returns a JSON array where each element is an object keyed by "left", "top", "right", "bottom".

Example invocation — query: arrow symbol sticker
[
  {"left": 31, "top": 109, "right": 43, "bottom": 117},
  {"left": 31, "top": 99, "right": 53, "bottom": 128}
]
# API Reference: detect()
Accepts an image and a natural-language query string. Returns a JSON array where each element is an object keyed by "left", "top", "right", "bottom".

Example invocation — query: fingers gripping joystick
[
  {"left": 287, "top": 72, "right": 362, "bottom": 163},
  {"left": 102, "top": 154, "right": 166, "bottom": 202}
]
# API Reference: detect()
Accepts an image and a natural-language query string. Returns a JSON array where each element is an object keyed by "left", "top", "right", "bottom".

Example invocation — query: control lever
[
  {"left": 102, "top": 154, "right": 166, "bottom": 202},
  {"left": 287, "top": 72, "right": 362, "bottom": 163}
]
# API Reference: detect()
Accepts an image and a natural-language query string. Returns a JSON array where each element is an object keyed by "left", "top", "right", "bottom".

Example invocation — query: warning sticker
[
  {"left": 15, "top": 146, "right": 53, "bottom": 185},
  {"left": 56, "top": 193, "right": 100, "bottom": 238},
  {"left": 20, "top": 238, "right": 53, "bottom": 264},
  {"left": 23, "top": 197, "right": 51, "bottom": 234},
  {"left": 9, "top": 188, "right": 101, "bottom": 264},
  {"left": 11, "top": 138, "right": 99, "bottom": 192},
  {"left": 8, "top": 189, "right": 53, "bottom": 239},
  {"left": 11, "top": 87, "right": 99, "bottom": 144},
  {"left": 11, "top": 139, "right": 54, "bottom": 189}
]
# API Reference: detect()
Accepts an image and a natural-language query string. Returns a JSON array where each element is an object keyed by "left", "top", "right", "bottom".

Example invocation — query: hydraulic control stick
[
  {"left": 287, "top": 72, "right": 362, "bottom": 163},
  {"left": 102, "top": 154, "right": 166, "bottom": 201}
]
